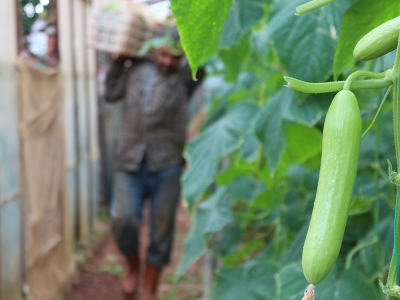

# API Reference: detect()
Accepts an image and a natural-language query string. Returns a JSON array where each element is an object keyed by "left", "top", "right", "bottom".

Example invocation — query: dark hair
[{"left": 156, "top": 26, "right": 180, "bottom": 43}]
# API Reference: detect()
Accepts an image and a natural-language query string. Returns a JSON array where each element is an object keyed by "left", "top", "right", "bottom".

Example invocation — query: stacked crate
[{"left": 87, "top": 1, "right": 156, "bottom": 57}]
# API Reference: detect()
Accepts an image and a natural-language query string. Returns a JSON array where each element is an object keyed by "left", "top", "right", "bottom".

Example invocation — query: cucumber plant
[
  {"left": 285, "top": 13, "right": 400, "bottom": 299},
  {"left": 170, "top": 0, "right": 400, "bottom": 299}
]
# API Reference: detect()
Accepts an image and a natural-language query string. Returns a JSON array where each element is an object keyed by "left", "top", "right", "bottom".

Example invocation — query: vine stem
[
  {"left": 295, "top": 0, "right": 334, "bottom": 16},
  {"left": 343, "top": 70, "right": 387, "bottom": 91},
  {"left": 284, "top": 77, "right": 392, "bottom": 94},
  {"left": 386, "top": 34, "right": 400, "bottom": 300},
  {"left": 344, "top": 237, "right": 378, "bottom": 270}
]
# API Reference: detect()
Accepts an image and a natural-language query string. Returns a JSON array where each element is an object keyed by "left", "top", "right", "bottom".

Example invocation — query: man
[{"left": 104, "top": 25, "right": 203, "bottom": 300}]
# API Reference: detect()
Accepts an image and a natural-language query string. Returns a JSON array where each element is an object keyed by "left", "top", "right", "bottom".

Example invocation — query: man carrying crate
[{"left": 104, "top": 25, "right": 203, "bottom": 300}]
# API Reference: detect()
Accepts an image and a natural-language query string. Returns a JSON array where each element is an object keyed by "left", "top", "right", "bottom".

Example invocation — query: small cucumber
[
  {"left": 354, "top": 16, "right": 400, "bottom": 61},
  {"left": 302, "top": 90, "right": 362, "bottom": 284}
]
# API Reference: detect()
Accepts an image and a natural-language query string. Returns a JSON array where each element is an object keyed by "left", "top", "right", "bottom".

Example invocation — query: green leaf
[
  {"left": 225, "top": 176, "right": 265, "bottom": 201},
  {"left": 216, "top": 164, "right": 247, "bottom": 186},
  {"left": 219, "top": 35, "right": 251, "bottom": 81},
  {"left": 274, "top": 263, "right": 378, "bottom": 300},
  {"left": 283, "top": 122, "right": 322, "bottom": 165},
  {"left": 350, "top": 216, "right": 393, "bottom": 279},
  {"left": 212, "top": 263, "right": 278, "bottom": 300},
  {"left": 334, "top": 0, "right": 400, "bottom": 77},
  {"left": 315, "top": 268, "right": 383, "bottom": 300},
  {"left": 274, "top": 262, "right": 311, "bottom": 300},
  {"left": 175, "top": 215, "right": 207, "bottom": 280},
  {"left": 279, "top": 225, "right": 308, "bottom": 266},
  {"left": 183, "top": 102, "right": 259, "bottom": 206},
  {"left": 220, "top": 239, "right": 265, "bottom": 267},
  {"left": 244, "top": 245, "right": 275, "bottom": 268},
  {"left": 254, "top": 89, "right": 292, "bottom": 172},
  {"left": 176, "top": 187, "right": 234, "bottom": 279},
  {"left": 219, "top": 0, "right": 270, "bottom": 49},
  {"left": 268, "top": 0, "right": 354, "bottom": 82},
  {"left": 287, "top": 93, "right": 332, "bottom": 127},
  {"left": 271, "top": 122, "right": 322, "bottom": 179},
  {"left": 239, "top": 133, "right": 260, "bottom": 162},
  {"left": 170, "top": 0, "right": 234, "bottom": 77},
  {"left": 348, "top": 195, "right": 374, "bottom": 216}
]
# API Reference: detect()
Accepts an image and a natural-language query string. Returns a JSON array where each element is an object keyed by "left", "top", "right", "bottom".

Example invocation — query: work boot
[
  {"left": 140, "top": 261, "right": 162, "bottom": 300},
  {"left": 121, "top": 255, "right": 140, "bottom": 298}
]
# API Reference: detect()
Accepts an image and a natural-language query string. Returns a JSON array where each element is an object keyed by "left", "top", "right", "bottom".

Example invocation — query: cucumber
[
  {"left": 354, "top": 16, "right": 400, "bottom": 61},
  {"left": 302, "top": 90, "right": 362, "bottom": 284}
]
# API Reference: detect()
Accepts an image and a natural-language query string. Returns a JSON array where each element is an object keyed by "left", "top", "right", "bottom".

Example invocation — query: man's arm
[
  {"left": 187, "top": 67, "right": 205, "bottom": 99},
  {"left": 104, "top": 56, "right": 135, "bottom": 102}
]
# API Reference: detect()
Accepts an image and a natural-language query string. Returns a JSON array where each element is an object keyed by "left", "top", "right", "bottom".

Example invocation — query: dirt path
[{"left": 63, "top": 202, "right": 203, "bottom": 300}]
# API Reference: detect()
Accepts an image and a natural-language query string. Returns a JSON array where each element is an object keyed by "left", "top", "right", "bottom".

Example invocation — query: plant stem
[
  {"left": 295, "top": 0, "right": 334, "bottom": 16},
  {"left": 386, "top": 34, "right": 400, "bottom": 300},
  {"left": 388, "top": 77, "right": 400, "bottom": 295},
  {"left": 387, "top": 251, "right": 397, "bottom": 300},
  {"left": 284, "top": 77, "right": 392, "bottom": 94},
  {"left": 344, "top": 237, "right": 378, "bottom": 270},
  {"left": 343, "top": 70, "right": 387, "bottom": 91}
]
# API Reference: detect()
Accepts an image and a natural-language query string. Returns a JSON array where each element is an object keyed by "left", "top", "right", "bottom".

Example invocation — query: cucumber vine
[{"left": 284, "top": 13, "right": 400, "bottom": 300}]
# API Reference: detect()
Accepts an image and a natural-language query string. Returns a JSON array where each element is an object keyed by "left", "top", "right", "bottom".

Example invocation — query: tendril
[
  {"left": 295, "top": 0, "right": 335, "bottom": 16},
  {"left": 362, "top": 85, "right": 392, "bottom": 138}
]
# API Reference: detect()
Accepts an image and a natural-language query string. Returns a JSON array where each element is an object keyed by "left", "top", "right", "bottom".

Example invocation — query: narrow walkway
[{"left": 63, "top": 202, "right": 203, "bottom": 300}]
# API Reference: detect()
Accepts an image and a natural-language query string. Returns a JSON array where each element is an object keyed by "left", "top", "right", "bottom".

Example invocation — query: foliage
[
  {"left": 20, "top": 0, "right": 52, "bottom": 36},
  {"left": 96, "top": 254, "right": 124, "bottom": 277},
  {"left": 170, "top": 0, "right": 400, "bottom": 299}
]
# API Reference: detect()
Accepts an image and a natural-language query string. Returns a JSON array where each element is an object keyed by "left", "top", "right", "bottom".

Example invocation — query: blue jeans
[{"left": 110, "top": 156, "right": 183, "bottom": 268}]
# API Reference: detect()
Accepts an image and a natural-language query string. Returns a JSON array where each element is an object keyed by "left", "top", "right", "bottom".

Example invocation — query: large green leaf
[
  {"left": 274, "top": 262, "right": 381, "bottom": 300},
  {"left": 333, "top": 0, "right": 400, "bottom": 77},
  {"left": 315, "top": 268, "right": 383, "bottom": 300},
  {"left": 274, "top": 262, "right": 311, "bottom": 300},
  {"left": 219, "top": 0, "right": 270, "bottom": 49},
  {"left": 212, "top": 263, "right": 278, "bottom": 300},
  {"left": 283, "top": 123, "right": 322, "bottom": 165},
  {"left": 279, "top": 225, "right": 308, "bottom": 266},
  {"left": 176, "top": 187, "right": 234, "bottom": 279},
  {"left": 253, "top": 90, "right": 326, "bottom": 173},
  {"left": 183, "top": 102, "right": 259, "bottom": 206},
  {"left": 239, "top": 133, "right": 260, "bottom": 162},
  {"left": 211, "top": 226, "right": 244, "bottom": 257},
  {"left": 268, "top": 122, "right": 323, "bottom": 179},
  {"left": 170, "top": 0, "right": 234, "bottom": 77},
  {"left": 287, "top": 93, "right": 332, "bottom": 127},
  {"left": 225, "top": 176, "right": 265, "bottom": 201},
  {"left": 254, "top": 89, "right": 292, "bottom": 172},
  {"left": 268, "top": 0, "right": 354, "bottom": 82},
  {"left": 219, "top": 35, "right": 251, "bottom": 81},
  {"left": 350, "top": 216, "right": 393, "bottom": 280}
]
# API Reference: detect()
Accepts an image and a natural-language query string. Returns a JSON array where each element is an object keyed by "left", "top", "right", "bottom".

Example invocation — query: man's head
[
  {"left": 153, "top": 25, "right": 184, "bottom": 73},
  {"left": 154, "top": 44, "right": 182, "bottom": 73},
  {"left": 138, "top": 24, "right": 184, "bottom": 73}
]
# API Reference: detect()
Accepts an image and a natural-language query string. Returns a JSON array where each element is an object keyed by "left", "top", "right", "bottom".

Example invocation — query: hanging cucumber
[
  {"left": 302, "top": 90, "right": 362, "bottom": 284},
  {"left": 354, "top": 16, "right": 400, "bottom": 61}
]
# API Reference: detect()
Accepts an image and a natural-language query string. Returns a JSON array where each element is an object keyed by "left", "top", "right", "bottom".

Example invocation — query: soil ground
[{"left": 63, "top": 202, "right": 203, "bottom": 300}]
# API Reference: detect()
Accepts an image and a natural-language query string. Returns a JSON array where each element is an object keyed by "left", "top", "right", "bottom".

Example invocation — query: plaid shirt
[{"left": 104, "top": 57, "right": 198, "bottom": 172}]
